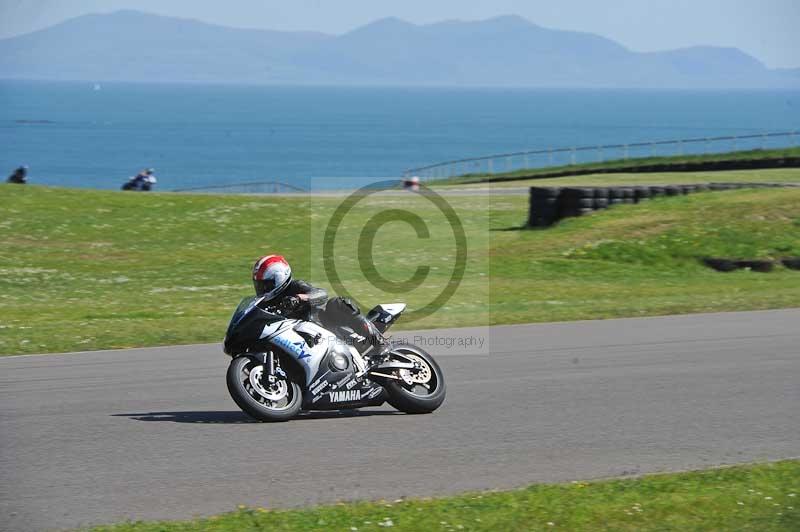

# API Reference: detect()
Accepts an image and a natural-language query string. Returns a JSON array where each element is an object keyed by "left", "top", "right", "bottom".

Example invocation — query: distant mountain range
[{"left": 1, "top": 10, "right": 798, "bottom": 88}]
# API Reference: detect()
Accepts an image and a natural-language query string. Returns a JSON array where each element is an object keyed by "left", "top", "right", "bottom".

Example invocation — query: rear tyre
[
  {"left": 226, "top": 356, "right": 302, "bottom": 422},
  {"left": 384, "top": 344, "right": 446, "bottom": 414}
]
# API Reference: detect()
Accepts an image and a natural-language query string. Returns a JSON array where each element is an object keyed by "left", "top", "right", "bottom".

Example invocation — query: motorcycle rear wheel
[
  {"left": 226, "top": 356, "right": 302, "bottom": 422},
  {"left": 384, "top": 344, "right": 446, "bottom": 414}
]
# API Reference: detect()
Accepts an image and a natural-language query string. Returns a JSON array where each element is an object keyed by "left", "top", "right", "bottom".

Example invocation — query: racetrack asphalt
[{"left": 1, "top": 309, "right": 798, "bottom": 531}]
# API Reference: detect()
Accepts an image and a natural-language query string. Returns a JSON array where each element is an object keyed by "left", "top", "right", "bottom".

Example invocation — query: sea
[{"left": 1, "top": 80, "right": 799, "bottom": 191}]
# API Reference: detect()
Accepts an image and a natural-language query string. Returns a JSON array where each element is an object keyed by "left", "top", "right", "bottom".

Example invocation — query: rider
[
  {"left": 124, "top": 168, "right": 156, "bottom": 191},
  {"left": 134, "top": 168, "right": 157, "bottom": 191},
  {"left": 7, "top": 165, "right": 28, "bottom": 184},
  {"left": 251, "top": 255, "right": 386, "bottom": 353},
  {"left": 141, "top": 169, "right": 157, "bottom": 191}
]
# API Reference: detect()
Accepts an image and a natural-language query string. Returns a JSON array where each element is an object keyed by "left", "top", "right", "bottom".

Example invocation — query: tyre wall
[{"left": 528, "top": 182, "right": 798, "bottom": 228}]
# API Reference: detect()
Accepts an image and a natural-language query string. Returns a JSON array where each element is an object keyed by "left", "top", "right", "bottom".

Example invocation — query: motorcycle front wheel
[
  {"left": 226, "top": 356, "right": 302, "bottom": 422},
  {"left": 383, "top": 344, "right": 446, "bottom": 414}
]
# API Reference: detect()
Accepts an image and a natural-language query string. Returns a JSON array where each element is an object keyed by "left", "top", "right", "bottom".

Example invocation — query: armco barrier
[
  {"left": 495, "top": 156, "right": 800, "bottom": 184},
  {"left": 405, "top": 130, "right": 800, "bottom": 181},
  {"left": 528, "top": 182, "right": 798, "bottom": 228}
]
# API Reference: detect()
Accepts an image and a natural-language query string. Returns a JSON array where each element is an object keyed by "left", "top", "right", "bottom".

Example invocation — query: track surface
[{"left": 1, "top": 310, "right": 799, "bottom": 531}]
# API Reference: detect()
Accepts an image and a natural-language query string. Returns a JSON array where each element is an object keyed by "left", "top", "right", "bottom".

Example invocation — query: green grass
[
  {"left": 433, "top": 146, "right": 800, "bottom": 185},
  {"left": 2, "top": 180, "right": 800, "bottom": 355},
  {"left": 86, "top": 460, "right": 800, "bottom": 531},
  {"left": 441, "top": 168, "right": 800, "bottom": 189}
]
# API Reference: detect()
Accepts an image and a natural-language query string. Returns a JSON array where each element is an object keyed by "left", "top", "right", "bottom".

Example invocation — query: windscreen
[{"left": 229, "top": 296, "right": 262, "bottom": 329}]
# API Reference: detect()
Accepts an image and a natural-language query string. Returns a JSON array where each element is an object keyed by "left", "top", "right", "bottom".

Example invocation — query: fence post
[{"left": 488, "top": 159, "right": 494, "bottom": 175}]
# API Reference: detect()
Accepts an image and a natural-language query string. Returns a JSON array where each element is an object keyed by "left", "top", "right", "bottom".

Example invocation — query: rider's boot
[{"left": 349, "top": 315, "right": 389, "bottom": 360}]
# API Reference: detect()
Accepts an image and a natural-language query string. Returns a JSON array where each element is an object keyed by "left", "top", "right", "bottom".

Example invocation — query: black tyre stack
[
  {"left": 528, "top": 187, "right": 561, "bottom": 227},
  {"left": 559, "top": 187, "right": 595, "bottom": 218},
  {"left": 633, "top": 186, "right": 651, "bottom": 203},
  {"left": 594, "top": 187, "right": 610, "bottom": 210},
  {"left": 527, "top": 181, "right": 797, "bottom": 228},
  {"left": 608, "top": 187, "right": 625, "bottom": 206},
  {"left": 622, "top": 188, "right": 635, "bottom": 204}
]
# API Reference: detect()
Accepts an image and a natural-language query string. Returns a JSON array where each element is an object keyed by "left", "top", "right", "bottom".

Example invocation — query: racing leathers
[{"left": 263, "top": 279, "right": 386, "bottom": 354}]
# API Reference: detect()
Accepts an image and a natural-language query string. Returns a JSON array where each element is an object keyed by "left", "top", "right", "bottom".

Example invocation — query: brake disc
[
  {"left": 399, "top": 353, "right": 432, "bottom": 385},
  {"left": 248, "top": 365, "right": 288, "bottom": 402}
]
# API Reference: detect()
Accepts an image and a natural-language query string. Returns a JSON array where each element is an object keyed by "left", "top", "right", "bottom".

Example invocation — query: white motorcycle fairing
[
  {"left": 258, "top": 318, "right": 385, "bottom": 410},
  {"left": 259, "top": 320, "right": 332, "bottom": 385}
]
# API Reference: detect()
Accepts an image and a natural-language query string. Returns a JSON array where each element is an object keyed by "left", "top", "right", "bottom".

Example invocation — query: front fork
[{"left": 259, "top": 351, "right": 282, "bottom": 384}]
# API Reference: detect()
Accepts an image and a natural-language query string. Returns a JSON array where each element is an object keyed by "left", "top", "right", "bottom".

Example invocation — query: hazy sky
[{"left": 1, "top": 0, "right": 798, "bottom": 68}]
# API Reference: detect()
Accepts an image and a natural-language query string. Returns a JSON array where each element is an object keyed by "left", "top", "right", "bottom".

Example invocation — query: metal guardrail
[
  {"left": 403, "top": 130, "right": 800, "bottom": 180},
  {"left": 172, "top": 181, "right": 308, "bottom": 194}
]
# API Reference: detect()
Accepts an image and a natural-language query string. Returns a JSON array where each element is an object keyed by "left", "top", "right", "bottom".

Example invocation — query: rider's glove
[{"left": 280, "top": 296, "right": 301, "bottom": 314}]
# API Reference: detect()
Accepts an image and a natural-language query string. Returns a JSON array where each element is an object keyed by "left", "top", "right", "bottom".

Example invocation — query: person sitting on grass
[
  {"left": 7, "top": 165, "right": 28, "bottom": 184},
  {"left": 122, "top": 168, "right": 157, "bottom": 191}
]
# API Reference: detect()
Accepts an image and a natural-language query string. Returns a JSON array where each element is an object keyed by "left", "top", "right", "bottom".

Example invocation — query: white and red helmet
[{"left": 252, "top": 255, "right": 292, "bottom": 301}]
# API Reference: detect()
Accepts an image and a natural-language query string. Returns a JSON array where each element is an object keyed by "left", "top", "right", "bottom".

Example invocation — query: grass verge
[
  {"left": 433, "top": 146, "right": 800, "bottom": 185},
  {"left": 2, "top": 180, "right": 800, "bottom": 355},
  {"left": 86, "top": 460, "right": 800, "bottom": 531}
]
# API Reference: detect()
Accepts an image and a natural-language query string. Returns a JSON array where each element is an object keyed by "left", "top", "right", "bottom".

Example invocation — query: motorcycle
[
  {"left": 223, "top": 296, "right": 446, "bottom": 421},
  {"left": 121, "top": 175, "right": 156, "bottom": 191}
]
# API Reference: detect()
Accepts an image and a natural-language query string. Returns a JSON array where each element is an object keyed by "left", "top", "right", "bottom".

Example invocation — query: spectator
[
  {"left": 403, "top": 175, "right": 420, "bottom": 192},
  {"left": 122, "top": 168, "right": 157, "bottom": 191},
  {"left": 7, "top": 165, "right": 28, "bottom": 184}
]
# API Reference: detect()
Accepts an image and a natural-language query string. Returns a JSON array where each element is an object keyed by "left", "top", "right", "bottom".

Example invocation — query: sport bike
[{"left": 223, "top": 296, "right": 446, "bottom": 421}]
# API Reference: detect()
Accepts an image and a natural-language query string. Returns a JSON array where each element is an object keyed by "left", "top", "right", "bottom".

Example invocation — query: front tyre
[
  {"left": 384, "top": 344, "right": 446, "bottom": 414},
  {"left": 226, "top": 356, "right": 302, "bottom": 422}
]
